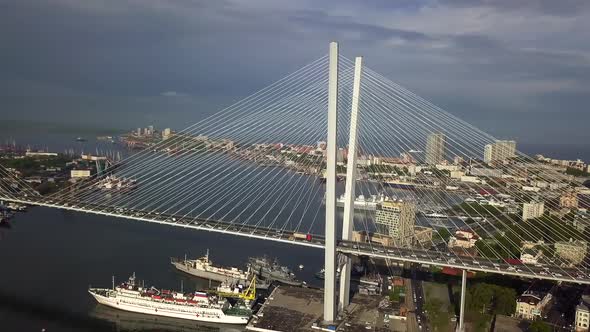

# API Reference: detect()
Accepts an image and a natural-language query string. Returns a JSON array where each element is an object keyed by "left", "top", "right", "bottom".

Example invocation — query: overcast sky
[{"left": 1, "top": 0, "right": 590, "bottom": 146}]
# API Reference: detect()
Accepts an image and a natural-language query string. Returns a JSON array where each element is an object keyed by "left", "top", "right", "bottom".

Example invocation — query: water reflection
[{"left": 89, "top": 304, "right": 244, "bottom": 332}]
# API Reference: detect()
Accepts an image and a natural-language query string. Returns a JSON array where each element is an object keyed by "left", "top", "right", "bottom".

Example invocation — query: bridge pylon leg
[
  {"left": 458, "top": 269, "right": 467, "bottom": 331},
  {"left": 323, "top": 41, "right": 339, "bottom": 324},
  {"left": 338, "top": 56, "right": 363, "bottom": 312}
]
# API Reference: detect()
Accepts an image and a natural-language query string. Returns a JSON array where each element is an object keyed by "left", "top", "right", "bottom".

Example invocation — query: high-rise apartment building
[
  {"left": 522, "top": 201, "right": 545, "bottom": 221},
  {"left": 484, "top": 140, "right": 516, "bottom": 163},
  {"left": 162, "top": 128, "right": 172, "bottom": 140},
  {"left": 375, "top": 200, "right": 416, "bottom": 247},
  {"left": 425, "top": 133, "right": 446, "bottom": 165}
]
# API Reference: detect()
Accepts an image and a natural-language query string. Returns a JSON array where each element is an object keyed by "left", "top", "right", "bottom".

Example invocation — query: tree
[
  {"left": 566, "top": 167, "right": 590, "bottom": 177},
  {"left": 493, "top": 287, "right": 516, "bottom": 315},
  {"left": 528, "top": 320, "right": 551, "bottom": 332},
  {"left": 424, "top": 298, "right": 449, "bottom": 332},
  {"left": 468, "top": 283, "right": 494, "bottom": 313}
]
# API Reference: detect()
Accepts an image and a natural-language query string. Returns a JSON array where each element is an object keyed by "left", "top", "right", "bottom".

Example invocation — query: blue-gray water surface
[{"left": 0, "top": 207, "right": 325, "bottom": 332}]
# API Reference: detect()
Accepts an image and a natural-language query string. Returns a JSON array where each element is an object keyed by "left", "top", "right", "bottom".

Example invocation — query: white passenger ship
[{"left": 89, "top": 273, "right": 251, "bottom": 324}]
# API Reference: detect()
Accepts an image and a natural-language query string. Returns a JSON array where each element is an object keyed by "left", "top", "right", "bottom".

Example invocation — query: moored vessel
[
  {"left": 422, "top": 211, "right": 449, "bottom": 219},
  {"left": 171, "top": 250, "right": 249, "bottom": 284},
  {"left": 247, "top": 256, "right": 302, "bottom": 286},
  {"left": 335, "top": 193, "right": 387, "bottom": 211},
  {"left": 88, "top": 273, "right": 251, "bottom": 324},
  {"left": 314, "top": 268, "right": 341, "bottom": 280}
]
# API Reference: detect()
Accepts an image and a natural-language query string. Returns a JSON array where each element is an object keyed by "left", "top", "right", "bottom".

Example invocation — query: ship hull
[
  {"left": 171, "top": 261, "right": 243, "bottom": 283},
  {"left": 89, "top": 291, "right": 248, "bottom": 325},
  {"left": 252, "top": 269, "right": 302, "bottom": 286}
]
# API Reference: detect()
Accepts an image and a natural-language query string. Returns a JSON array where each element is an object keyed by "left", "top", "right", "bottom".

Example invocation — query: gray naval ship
[
  {"left": 171, "top": 250, "right": 271, "bottom": 289},
  {"left": 247, "top": 257, "right": 303, "bottom": 286}
]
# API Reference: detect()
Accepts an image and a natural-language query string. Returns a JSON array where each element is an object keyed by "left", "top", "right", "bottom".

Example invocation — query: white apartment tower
[
  {"left": 425, "top": 133, "right": 446, "bottom": 165},
  {"left": 484, "top": 140, "right": 516, "bottom": 163},
  {"left": 522, "top": 201, "right": 545, "bottom": 221}
]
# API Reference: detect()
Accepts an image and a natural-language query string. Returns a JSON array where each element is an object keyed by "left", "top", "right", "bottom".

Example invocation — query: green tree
[
  {"left": 424, "top": 298, "right": 449, "bottom": 332},
  {"left": 468, "top": 283, "right": 494, "bottom": 313},
  {"left": 493, "top": 287, "right": 517, "bottom": 315},
  {"left": 528, "top": 320, "right": 551, "bottom": 332},
  {"left": 566, "top": 167, "right": 590, "bottom": 177}
]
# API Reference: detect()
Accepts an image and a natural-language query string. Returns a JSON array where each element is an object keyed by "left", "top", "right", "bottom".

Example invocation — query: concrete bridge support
[
  {"left": 338, "top": 56, "right": 363, "bottom": 312},
  {"left": 459, "top": 269, "right": 467, "bottom": 331},
  {"left": 323, "top": 41, "right": 339, "bottom": 324}
]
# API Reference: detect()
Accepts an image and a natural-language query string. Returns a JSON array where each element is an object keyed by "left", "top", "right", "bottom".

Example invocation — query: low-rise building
[
  {"left": 515, "top": 287, "right": 554, "bottom": 320},
  {"left": 572, "top": 212, "right": 590, "bottom": 233},
  {"left": 555, "top": 240, "right": 587, "bottom": 265},
  {"left": 561, "top": 191, "right": 579, "bottom": 209},
  {"left": 413, "top": 226, "right": 433, "bottom": 247},
  {"left": 450, "top": 170, "right": 465, "bottom": 179},
  {"left": 460, "top": 175, "right": 485, "bottom": 184},
  {"left": 70, "top": 169, "right": 91, "bottom": 178},
  {"left": 576, "top": 293, "right": 590, "bottom": 332},
  {"left": 520, "top": 249, "right": 543, "bottom": 265},
  {"left": 25, "top": 151, "right": 58, "bottom": 157},
  {"left": 81, "top": 154, "right": 107, "bottom": 161},
  {"left": 470, "top": 167, "right": 503, "bottom": 178},
  {"left": 352, "top": 231, "right": 394, "bottom": 247},
  {"left": 435, "top": 164, "right": 460, "bottom": 172},
  {"left": 448, "top": 230, "right": 479, "bottom": 249}
]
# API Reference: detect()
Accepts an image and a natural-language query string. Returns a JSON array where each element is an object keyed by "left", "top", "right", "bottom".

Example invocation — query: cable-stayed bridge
[{"left": 1, "top": 42, "right": 590, "bottom": 328}]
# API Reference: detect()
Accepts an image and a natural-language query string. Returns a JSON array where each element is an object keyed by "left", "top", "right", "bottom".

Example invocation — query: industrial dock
[{"left": 247, "top": 285, "right": 405, "bottom": 332}]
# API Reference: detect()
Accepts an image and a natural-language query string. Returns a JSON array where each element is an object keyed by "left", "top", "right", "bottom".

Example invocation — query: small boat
[
  {"left": 314, "top": 268, "right": 341, "bottom": 280},
  {"left": 423, "top": 211, "right": 449, "bottom": 219},
  {"left": 76, "top": 137, "right": 87, "bottom": 142}
]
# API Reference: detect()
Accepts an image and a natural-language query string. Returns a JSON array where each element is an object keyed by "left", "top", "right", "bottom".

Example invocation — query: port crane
[{"left": 214, "top": 275, "right": 257, "bottom": 301}]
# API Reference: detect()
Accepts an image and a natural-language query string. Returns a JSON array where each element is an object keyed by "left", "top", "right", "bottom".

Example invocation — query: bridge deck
[{"left": 2, "top": 196, "right": 590, "bottom": 285}]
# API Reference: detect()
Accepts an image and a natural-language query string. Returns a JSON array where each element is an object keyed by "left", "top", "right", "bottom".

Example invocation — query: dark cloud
[
  {"left": 289, "top": 10, "right": 434, "bottom": 43},
  {"left": 0, "top": 0, "right": 589, "bottom": 145},
  {"left": 440, "top": 0, "right": 590, "bottom": 16}
]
